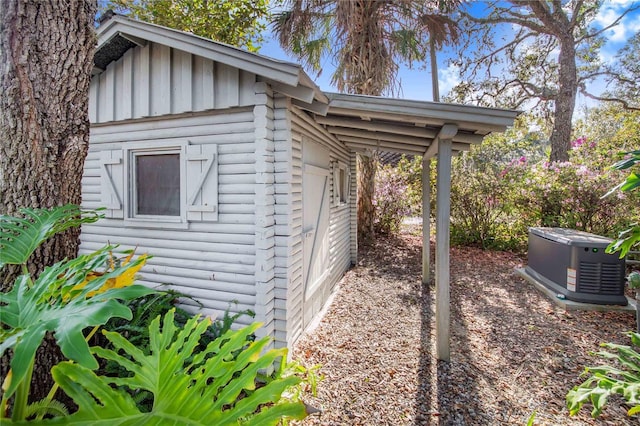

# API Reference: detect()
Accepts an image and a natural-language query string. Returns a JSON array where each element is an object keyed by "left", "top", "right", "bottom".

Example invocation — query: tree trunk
[
  {"left": 0, "top": 0, "right": 96, "bottom": 404},
  {"left": 548, "top": 35, "right": 577, "bottom": 163},
  {"left": 357, "top": 153, "right": 377, "bottom": 241}
]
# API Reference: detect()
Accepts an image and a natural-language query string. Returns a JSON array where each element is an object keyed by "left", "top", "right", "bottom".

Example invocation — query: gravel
[{"left": 292, "top": 225, "right": 638, "bottom": 425}]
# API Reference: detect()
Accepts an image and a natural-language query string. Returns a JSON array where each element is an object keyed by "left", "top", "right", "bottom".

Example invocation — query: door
[{"left": 302, "top": 138, "right": 331, "bottom": 328}]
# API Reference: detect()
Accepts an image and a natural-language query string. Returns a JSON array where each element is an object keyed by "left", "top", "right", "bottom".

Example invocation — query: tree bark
[
  {"left": 549, "top": 34, "right": 577, "bottom": 163},
  {"left": 357, "top": 152, "right": 377, "bottom": 241},
  {"left": 0, "top": 0, "right": 96, "bottom": 404}
]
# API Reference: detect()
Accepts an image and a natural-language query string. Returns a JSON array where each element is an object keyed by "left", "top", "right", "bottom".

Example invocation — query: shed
[{"left": 81, "top": 15, "right": 518, "bottom": 356}]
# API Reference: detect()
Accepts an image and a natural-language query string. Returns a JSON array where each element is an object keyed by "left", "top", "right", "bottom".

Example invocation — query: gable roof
[
  {"left": 94, "top": 15, "right": 518, "bottom": 158},
  {"left": 95, "top": 14, "right": 327, "bottom": 108}
]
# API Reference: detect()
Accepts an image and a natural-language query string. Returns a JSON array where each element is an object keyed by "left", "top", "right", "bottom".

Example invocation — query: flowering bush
[
  {"left": 508, "top": 159, "right": 628, "bottom": 237},
  {"left": 448, "top": 109, "right": 639, "bottom": 251},
  {"left": 373, "top": 164, "right": 412, "bottom": 234}
]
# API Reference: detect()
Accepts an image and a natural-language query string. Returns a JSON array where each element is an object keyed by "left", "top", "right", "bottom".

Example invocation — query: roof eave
[{"left": 326, "top": 92, "right": 519, "bottom": 133}]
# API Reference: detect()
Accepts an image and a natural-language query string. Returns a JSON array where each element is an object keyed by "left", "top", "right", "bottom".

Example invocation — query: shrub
[
  {"left": 373, "top": 163, "right": 412, "bottom": 234},
  {"left": 94, "top": 291, "right": 256, "bottom": 411},
  {"left": 509, "top": 159, "right": 629, "bottom": 238},
  {"left": 447, "top": 109, "right": 640, "bottom": 250}
]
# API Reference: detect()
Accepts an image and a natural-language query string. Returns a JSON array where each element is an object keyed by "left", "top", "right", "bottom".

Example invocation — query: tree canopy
[
  {"left": 103, "top": 0, "right": 269, "bottom": 52},
  {"left": 272, "top": 0, "right": 460, "bottom": 239},
  {"left": 450, "top": 0, "right": 640, "bottom": 162}
]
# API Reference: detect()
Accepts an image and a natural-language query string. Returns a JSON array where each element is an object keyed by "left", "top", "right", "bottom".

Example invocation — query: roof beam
[
  {"left": 344, "top": 142, "right": 424, "bottom": 156},
  {"left": 268, "top": 81, "right": 315, "bottom": 104},
  {"left": 292, "top": 99, "right": 329, "bottom": 116},
  {"left": 327, "top": 127, "right": 432, "bottom": 147},
  {"left": 341, "top": 136, "right": 426, "bottom": 155},
  {"left": 424, "top": 124, "right": 458, "bottom": 158},
  {"left": 453, "top": 132, "right": 486, "bottom": 145},
  {"left": 316, "top": 116, "right": 438, "bottom": 138},
  {"left": 120, "top": 33, "right": 147, "bottom": 47}
]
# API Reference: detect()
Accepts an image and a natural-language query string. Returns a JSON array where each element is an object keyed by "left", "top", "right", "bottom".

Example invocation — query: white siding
[
  {"left": 81, "top": 109, "right": 258, "bottom": 325},
  {"left": 89, "top": 42, "right": 256, "bottom": 124},
  {"left": 86, "top": 47, "right": 354, "bottom": 349},
  {"left": 253, "top": 82, "right": 277, "bottom": 349},
  {"left": 272, "top": 95, "right": 303, "bottom": 349},
  {"left": 280, "top": 107, "right": 353, "bottom": 348}
]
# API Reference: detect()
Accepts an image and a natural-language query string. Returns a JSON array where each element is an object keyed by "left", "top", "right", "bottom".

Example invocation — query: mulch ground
[{"left": 292, "top": 225, "right": 637, "bottom": 425}]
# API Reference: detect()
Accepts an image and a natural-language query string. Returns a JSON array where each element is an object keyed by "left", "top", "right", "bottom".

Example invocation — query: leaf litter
[{"left": 292, "top": 224, "right": 637, "bottom": 425}]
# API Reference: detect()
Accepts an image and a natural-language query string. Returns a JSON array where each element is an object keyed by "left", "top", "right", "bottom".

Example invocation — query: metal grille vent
[{"left": 579, "top": 262, "right": 623, "bottom": 295}]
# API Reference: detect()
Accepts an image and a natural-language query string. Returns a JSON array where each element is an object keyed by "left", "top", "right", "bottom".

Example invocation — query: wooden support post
[
  {"left": 422, "top": 156, "right": 431, "bottom": 284},
  {"left": 435, "top": 138, "right": 452, "bottom": 362}
]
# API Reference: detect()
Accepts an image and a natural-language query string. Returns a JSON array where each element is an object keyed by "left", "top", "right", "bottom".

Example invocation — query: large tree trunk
[
  {"left": 343, "top": 1, "right": 387, "bottom": 242},
  {"left": 357, "top": 152, "right": 377, "bottom": 241},
  {"left": 549, "top": 35, "right": 577, "bottom": 163},
  {"left": 0, "top": 0, "right": 96, "bottom": 404}
]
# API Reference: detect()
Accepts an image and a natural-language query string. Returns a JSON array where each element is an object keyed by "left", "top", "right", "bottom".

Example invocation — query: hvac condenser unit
[{"left": 525, "top": 227, "right": 627, "bottom": 305}]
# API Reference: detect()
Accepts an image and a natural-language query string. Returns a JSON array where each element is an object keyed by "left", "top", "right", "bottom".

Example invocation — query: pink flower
[{"left": 571, "top": 137, "right": 587, "bottom": 148}]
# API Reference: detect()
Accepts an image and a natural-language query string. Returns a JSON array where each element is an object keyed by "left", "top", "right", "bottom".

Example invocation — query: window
[
  {"left": 338, "top": 167, "right": 347, "bottom": 204},
  {"left": 100, "top": 141, "right": 219, "bottom": 226},
  {"left": 333, "top": 161, "right": 350, "bottom": 206},
  {"left": 133, "top": 151, "right": 181, "bottom": 217}
]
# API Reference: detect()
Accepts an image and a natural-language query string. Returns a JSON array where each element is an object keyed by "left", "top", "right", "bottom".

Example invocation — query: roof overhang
[{"left": 322, "top": 93, "right": 519, "bottom": 159}]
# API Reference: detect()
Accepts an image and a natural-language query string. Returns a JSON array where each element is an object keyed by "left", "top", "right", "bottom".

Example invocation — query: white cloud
[
  {"left": 594, "top": 2, "right": 637, "bottom": 43},
  {"left": 439, "top": 63, "right": 460, "bottom": 96}
]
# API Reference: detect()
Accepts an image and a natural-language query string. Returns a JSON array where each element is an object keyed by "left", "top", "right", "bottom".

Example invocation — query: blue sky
[{"left": 257, "top": 1, "right": 640, "bottom": 108}]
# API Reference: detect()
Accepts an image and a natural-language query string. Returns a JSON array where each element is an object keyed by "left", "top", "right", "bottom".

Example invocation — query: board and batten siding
[
  {"left": 81, "top": 108, "right": 259, "bottom": 327},
  {"left": 89, "top": 41, "right": 256, "bottom": 124}
]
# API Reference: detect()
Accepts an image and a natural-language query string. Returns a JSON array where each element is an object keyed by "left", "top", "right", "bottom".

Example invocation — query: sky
[{"left": 257, "top": 1, "right": 640, "bottom": 111}]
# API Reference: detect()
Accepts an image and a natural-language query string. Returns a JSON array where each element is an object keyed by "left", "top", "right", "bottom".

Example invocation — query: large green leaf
[
  {"left": 0, "top": 247, "right": 155, "bottom": 398},
  {"left": 567, "top": 332, "right": 640, "bottom": 418},
  {"left": 32, "top": 310, "right": 307, "bottom": 425},
  {"left": 0, "top": 205, "right": 102, "bottom": 268},
  {"left": 612, "top": 150, "right": 640, "bottom": 170}
]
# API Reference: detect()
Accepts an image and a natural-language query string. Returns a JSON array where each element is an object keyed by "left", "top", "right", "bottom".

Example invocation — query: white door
[{"left": 302, "top": 139, "right": 331, "bottom": 328}]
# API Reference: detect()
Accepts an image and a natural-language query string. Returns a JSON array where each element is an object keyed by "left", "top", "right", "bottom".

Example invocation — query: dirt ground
[{"left": 292, "top": 224, "right": 638, "bottom": 425}]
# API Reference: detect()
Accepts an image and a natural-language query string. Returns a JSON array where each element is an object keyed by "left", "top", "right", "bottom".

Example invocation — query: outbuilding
[{"left": 81, "top": 15, "right": 518, "bottom": 356}]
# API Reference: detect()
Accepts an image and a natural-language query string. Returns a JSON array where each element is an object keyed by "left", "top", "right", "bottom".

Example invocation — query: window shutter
[
  {"left": 186, "top": 143, "right": 218, "bottom": 222},
  {"left": 100, "top": 149, "right": 124, "bottom": 218}
]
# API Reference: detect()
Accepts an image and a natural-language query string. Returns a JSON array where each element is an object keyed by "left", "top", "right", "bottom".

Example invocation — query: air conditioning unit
[{"left": 525, "top": 227, "right": 627, "bottom": 305}]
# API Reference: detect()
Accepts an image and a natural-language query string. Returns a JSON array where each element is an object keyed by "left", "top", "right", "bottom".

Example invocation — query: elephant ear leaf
[
  {"left": 48, "top": 309, "right": 308, "bottom": 425},
  {"left": 0, "top": 248, "right": 154, "bottom": 399},
  {"left": 0, "top": 204, "right": 102, "bottom": 268}
]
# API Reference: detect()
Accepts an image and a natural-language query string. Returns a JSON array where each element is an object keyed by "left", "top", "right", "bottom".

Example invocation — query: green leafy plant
[
  {"left": 0, "top": 205, "right": 155, "bottom": 422},
  {"left": 95, "top": 291, "right": 256, "bottom": 410},
  {"left": 0, "top": 205, "right": 101, "bottom": 267},
  {"left": 606, "top": 149, "right": 640, "bottom": 258},
  {"left": 567, "top": 332, "right": 640, "bottom": 418},
  {"left": 20, "top": 309, "right": 308, "bottom": 425}
]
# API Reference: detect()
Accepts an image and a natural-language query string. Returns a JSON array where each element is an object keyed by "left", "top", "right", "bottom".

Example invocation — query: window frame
[
  {"left": 333, "top": 161, "right": 350, "bottom": 207},
  {"left": 123, "top": 141, "right": 188, "bottom": 229}
]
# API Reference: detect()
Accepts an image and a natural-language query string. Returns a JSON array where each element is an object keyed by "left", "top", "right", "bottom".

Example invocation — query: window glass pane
[
  {"left": 339, "top": 168, "right": 347, "bottom": 203},
  {"left": 136, "top": 154, "right": 180, "bottom": 216}
]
